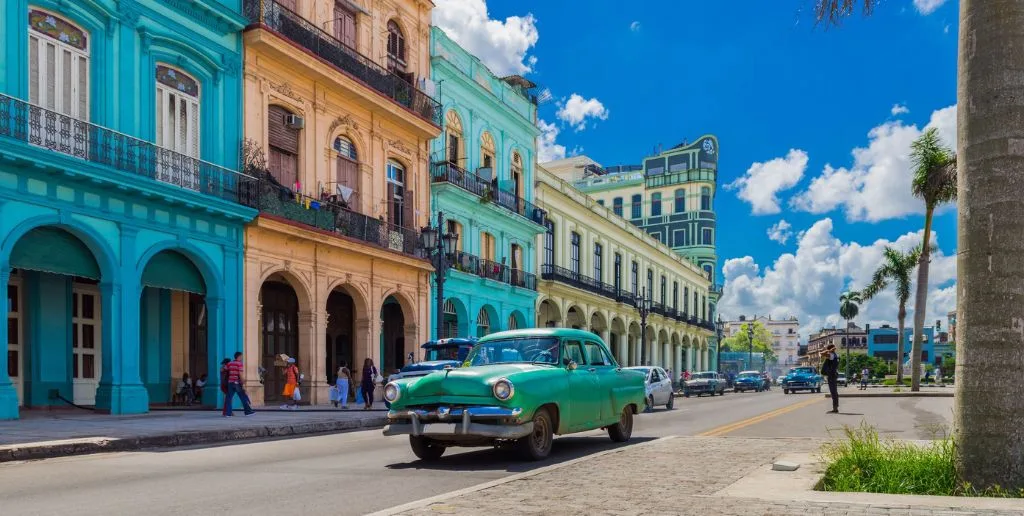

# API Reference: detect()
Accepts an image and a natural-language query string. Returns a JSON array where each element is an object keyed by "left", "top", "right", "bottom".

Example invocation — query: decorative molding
[
  {"left": 267, "top": 80, "right": 303, "bottom": 104},
  {"left": 157, "top": 0, "right": 243, "bottom": 34},
  {"left": 387, "top": 138, "right": 412, "bottom": 156},
  {"left": 328, "top": 114, "right": 360, "bottom": 136},
  {"left": 118, "top": 0, "right": 141, "bottom": 28},
  {"left": 221, "top": 54, "right": 241, "bottom": 77}
]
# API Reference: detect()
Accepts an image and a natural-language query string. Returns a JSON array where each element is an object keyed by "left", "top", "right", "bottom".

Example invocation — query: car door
[
  {"left": 656, "top": 367, "right": 672, "bottom": 403},
  {"left": 651, "top": 368, "right": 667, "bottom": 404},
  {"left": 583, "top": 340, "right": 616, "bottom": 423},
  {"left": 564, "top": 340, "right": 599, "bottom": 431}
]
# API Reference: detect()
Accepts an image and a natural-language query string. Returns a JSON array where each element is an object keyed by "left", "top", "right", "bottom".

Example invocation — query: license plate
[{"left": 424, "top": 423, "right": 457, "bottom": 435}]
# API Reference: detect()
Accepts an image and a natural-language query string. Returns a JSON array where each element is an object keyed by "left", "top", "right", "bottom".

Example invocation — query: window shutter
[
  {"left": 387, "top": 183, "right": 396, "bottom": 225},
  {"left": 30, "top": 36, "right": 40, "bottom": 104},
  {"left": 403, "top": 188, "right": 414, "bottom": 229},
  {"left": 268, "top": 105, "right": 298, "bottom": 154},
  {"left": 336, "top": 156, "right": 359, "bottom": 207}
]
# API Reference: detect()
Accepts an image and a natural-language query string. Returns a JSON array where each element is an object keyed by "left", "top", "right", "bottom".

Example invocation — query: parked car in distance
[
  {"left": 384, "top": 338, "right": 478, "bottom": 408},
  {"left": 683, "top": 371, "right": 726, "bottom": 397},
  {"left": 382, "top": 329, "right": 646, "bottom": 461},
  {"left": 776, "top": 375, "right": 786, "bottom": 385},
  {"left": 781, "top": 366, "right": 823, "bottom": 394},
  {"left": 733, "top": 371, "right": 765, "bottom": 393},
  {"left": 625, "top": 366, "right": 675, "bottom": 411},
  {"left": 837, "top": 373, "right": 848, "bottom": 387}
]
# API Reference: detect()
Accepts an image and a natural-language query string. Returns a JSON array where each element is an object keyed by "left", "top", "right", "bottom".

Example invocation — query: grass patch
[{"left": 819, "top": 424, "right": 1023, "bottom": 498}]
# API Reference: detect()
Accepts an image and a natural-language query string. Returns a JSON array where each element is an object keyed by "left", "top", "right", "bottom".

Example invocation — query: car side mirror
[{"left": 567, "top": 360, "right": 578, "bottom": 371}]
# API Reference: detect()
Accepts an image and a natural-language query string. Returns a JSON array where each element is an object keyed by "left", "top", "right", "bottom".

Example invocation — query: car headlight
[
  {"left": 384, "top": 382, "right": 401, "bottom": 403},
  {"left": 492, "top": 378, "right": 514, "bottom": 400}
]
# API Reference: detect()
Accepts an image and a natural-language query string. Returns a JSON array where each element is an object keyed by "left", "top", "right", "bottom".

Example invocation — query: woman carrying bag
[{"left": 361, "top": 358, "right": 380, "bottom": 410}]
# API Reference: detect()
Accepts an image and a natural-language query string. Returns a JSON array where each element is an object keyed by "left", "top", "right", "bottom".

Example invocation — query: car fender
[{"left": 612, "top": 384, "right": 645, "bottom": 417}]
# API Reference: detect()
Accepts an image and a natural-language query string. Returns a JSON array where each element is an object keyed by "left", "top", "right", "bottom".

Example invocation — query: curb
[
  {"left": 826, "top": 392, "right": 953, "bottom": 398},
  {"left": 0, "top": 415, "right": 387, "bottom": 463}
]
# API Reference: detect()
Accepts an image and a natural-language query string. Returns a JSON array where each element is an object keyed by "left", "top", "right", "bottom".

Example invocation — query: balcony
[
  {"left": 243, "top": 0, "right": 441, "bottom": 127},
  {"left": 449, "top": 251, "right": 536, "bottom": 291},
  {"left": 0, "top": 94, "right": 256, "bottom": 206},
  {"left": 710, "top": 284, "right": 723, "bottom": 296},
  {"left": 644, "top": 168, "right": 717, "bottom": 189},
  {"left": 431, "top": 162, "right": 546, "bottom": 225},
  {"left": 246, "top": 173, "right": 422, "bottom": 257}
]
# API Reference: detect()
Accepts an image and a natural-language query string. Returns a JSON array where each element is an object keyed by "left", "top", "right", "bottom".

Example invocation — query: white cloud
[
  {"left": 630, "top": 21, "right": 641, "bottom": 32},
  {"left": 432, "top": 0, "right": 539, "bottom": 76},
  {"left": 767, "top": 220, "right": 794, "bottom": 245},
  {"left": 789, "top": 105, "right": 957, "bottom": 222},
  {"left": 537, "top": 119, "right": 566, "bottom": 162},
  {"left": 891, "top": 103, "right": 910, "bottom": 116},
  {"left": 728, "top": 149, "right": 809, "bottom": 215},
  {"left": 914, "top": 0, "right": 948, "bottom": 15},
  {"left": 718, "top": 218, "right": 957, "bottom": 342},
  {"left": 556, "top": 94, "right": 609, "bottom": 131}
]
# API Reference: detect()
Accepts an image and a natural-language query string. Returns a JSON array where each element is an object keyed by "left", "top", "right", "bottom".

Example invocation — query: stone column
[
  {"left": 296, "top": 310, "right": 322, "bottom": 404},
  {"left": 0, "top": 266, "right": 17, "bottom": 419},
  {"left": 674, "top": 345, "right": 683, "bottom": 380},
  {"left": 686, "top": 346, "right": 694, "bottom": 371},
  {"left": 246, "top": 302, "right": 264, "bottom": 406},
  {"left": 617, "top": 334, "right": 628, "bottom": 366},
  {"left": 203, "top": 297, "right": 225, "bottom": 408},
  {"left": 94, "top": 278, "right": 149, "bottom": 415},
  {"left": 703, "top": 348, "right": 709, "bottom": 371}
]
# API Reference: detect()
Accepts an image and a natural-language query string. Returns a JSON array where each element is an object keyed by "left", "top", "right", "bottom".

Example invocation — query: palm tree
[
  {"left": 861, "top": 247, "right": 920, "bottom": 384},
  {"left": 838, "top": 290, "right": 861, "bottom": 380},
  {"left": 815, "top": 0, "right": 1024, "bottom": 492},
  {"left": 907, "top": 128, "right": 956, "bottom": 392},
  {"left": 817, "top": 0, "right": 1024, "bottom": 492}
]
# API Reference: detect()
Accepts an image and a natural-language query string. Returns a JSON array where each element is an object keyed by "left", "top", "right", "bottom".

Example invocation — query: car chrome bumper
[{"left": 383, "top": 406, "right": 533, "bottom": 439}]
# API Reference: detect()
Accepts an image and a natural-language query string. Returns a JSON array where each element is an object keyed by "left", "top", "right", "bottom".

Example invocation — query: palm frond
[{"left": 814, "top": 0, "right": 876, "bottom": 27}]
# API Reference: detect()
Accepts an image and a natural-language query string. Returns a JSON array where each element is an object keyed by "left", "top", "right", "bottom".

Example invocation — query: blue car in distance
[
  {"left": 733, "top": 371, "right": 766, "bottom": 393},
  {"left": 781, "top": 366, "right": 823, "bottom": 394},
  {"left": 383, "top": 338, "right": 477, "bottom": 408}
]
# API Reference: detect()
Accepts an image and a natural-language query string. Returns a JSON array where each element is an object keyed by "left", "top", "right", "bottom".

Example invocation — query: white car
[{"left": 625, "top": 366, "right": 675, "bottom": 411}]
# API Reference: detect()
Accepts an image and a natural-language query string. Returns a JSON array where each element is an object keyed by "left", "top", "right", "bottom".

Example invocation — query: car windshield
[
  {"left": 738, "top": 372, "right": 760, "bottom": 378},
  {"left": 466, "top": 337, "right": 560, "bottom": 366},
  {"left": 692, "top": 372, "right": 716, "bottom": 380},
  {"left": 424, "top": 346, "right": 464, "bottom": 362},
  {"left": 790, "top": 367, "right": 816, "bottom": 375}
]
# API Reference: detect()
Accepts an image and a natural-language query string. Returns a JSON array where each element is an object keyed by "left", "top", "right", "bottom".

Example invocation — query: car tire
[
  {"left": 608, "top": 405, "right": 634, "bottom": 443},
  {"left": 518, "top": 407, "right": 554, "bottom": 461},
  {"left": 666, "top": 394, "right": 675, "bottom": 410},
  {"left": 684, "top": 393, "right": 690, "bottom": 398},
  {"left": 409, "top": 436, "right": 445, "bottom": 461},
  {"left": 783, "top": 389, "right": 789, "bottom": 394}
]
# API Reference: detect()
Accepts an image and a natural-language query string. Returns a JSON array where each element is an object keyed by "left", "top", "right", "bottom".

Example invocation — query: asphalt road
[{"left": 0, "top": 388, "right": 946, "bottom": 515}]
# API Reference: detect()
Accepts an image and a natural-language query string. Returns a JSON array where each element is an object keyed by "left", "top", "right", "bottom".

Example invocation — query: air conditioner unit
[{"left": 285, "top": 114, "right": 305, "bottom": 129}]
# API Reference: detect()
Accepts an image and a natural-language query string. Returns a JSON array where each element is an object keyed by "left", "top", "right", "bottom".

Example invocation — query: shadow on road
[{"left": 385, "top": 436, "right": 656, "bottom": 473}]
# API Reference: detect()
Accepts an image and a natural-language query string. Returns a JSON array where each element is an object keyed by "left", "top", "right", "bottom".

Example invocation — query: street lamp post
[
  {"left": 715, "top": 314, "right": 724, "bottom": 373},
  {"left": 747, "top": 323, "right": 754, "bottom": 371},
  {"left": 420, "top": 211, "right": 459, "bottom": 341},
  {"left": 635, "top": 287, "right": 651, "bottom": 366}
]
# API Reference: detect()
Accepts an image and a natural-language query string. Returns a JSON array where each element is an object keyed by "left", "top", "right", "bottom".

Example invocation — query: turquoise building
[
  {"left": 0, "top": 0, "right": 254, "bottom": 419},
  {"left": 428, "top": 27, "right": 544, "bottom": 339}
]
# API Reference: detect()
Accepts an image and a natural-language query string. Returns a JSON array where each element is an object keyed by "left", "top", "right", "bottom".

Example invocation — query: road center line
[{"left": 697, "top": 396, "right": 824, "bottom": 437}]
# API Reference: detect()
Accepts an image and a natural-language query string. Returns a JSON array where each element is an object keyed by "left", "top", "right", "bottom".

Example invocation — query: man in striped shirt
[{"left": 224, "top": 351, "right": 255, "bottom": 417}]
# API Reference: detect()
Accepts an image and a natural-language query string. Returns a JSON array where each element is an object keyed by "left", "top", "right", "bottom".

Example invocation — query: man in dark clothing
[{"left": 821, "top": 344, "right": 840, "bottom": 413}]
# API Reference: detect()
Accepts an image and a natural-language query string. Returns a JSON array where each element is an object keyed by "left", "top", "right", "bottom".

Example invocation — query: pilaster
[{"left": 0, "top": 266, "right": 17, "bottom": 419}]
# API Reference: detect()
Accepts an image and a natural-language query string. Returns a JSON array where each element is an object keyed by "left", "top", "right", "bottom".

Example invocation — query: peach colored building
[{"left": 240, "top": 0, "right": 440, "bottom": 404}]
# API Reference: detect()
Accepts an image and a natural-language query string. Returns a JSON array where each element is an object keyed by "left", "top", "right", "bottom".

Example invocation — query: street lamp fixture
[
  {"left": 634, "top": 287, "right": 651, "bottom": 366},
  {"left": 747, "top": 323, "right": 754, "bottom": 372},
  {"left": 715, "top": 314, "right": 724, "bottom": 373},
  {"left": 420, "top": 211, "right": 459, "bottom": 341}
]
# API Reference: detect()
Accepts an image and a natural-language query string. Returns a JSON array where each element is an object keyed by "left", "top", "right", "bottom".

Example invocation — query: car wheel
[
  {"left": 666, "top": 394, "right": 675, "bottom": 410},
  {"left": 608, "top": 405, "right": 634, "bottom": 443},
  {"left": 409, "top": 436, "right": 445, "bottom": 461},
  {"left": 518, "top": 407, "right": 554, "bottom": 461},
  {"left": 783, "top": 389, "right": 789, "bottom": 394},
  {"left": 684, "top": 392, "right": 690, "bottom": 398}
]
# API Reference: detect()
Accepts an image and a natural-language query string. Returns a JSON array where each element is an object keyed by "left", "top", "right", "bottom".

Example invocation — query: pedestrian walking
[
  {"left": 335, "top": 361, "right": 351, "bottom": 409},
  {"left": 224, "top": 352, "right": 255, "bottom": 417},
  {"left": 281, "top": 357, "right": 301, "bottom": 410},
  {"left": 821, "top": 344, "right": 840, "bottom": 413},
  {"left": 219, "top": 358, "right": 230, "bottom": 416},
  {"left": 361, "top": 358, "right": 380, "bottom": 410},
  {"left": 935, "top": 366, "right": 942, "bottom": 386},
  {"left": 860, "top": 367, "right": 869, "bottom": 390}
]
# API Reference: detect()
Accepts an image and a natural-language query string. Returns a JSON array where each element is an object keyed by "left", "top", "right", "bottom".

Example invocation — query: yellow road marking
[{"left": 698, "top": 396, "right": 824, "bottom": 437}]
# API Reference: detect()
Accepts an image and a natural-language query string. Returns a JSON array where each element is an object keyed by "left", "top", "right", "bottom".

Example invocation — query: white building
[{"left": 722, "top": 315, "right": 801, "bottom": 368}]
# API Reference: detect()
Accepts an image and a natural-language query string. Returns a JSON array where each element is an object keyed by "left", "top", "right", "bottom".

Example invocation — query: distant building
[
  {"left": 721, "top": 315, "right": 801, "bottom": 373},
  {"left": 807, "top": 324, "right": 868, "bottom": 366},
  {"left": 866, "top": 325, "right": 936, "bottom": 363}
]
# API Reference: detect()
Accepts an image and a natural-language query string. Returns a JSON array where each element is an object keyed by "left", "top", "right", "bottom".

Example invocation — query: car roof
[
  {"left": 478, "top": 328, "right": 602, "bottom": 343},
  {"left": 739, "top": 370, "right": 760, "bottom": 374},
  {"left": 421, "top": 337, "right": 477, "bottom": 349}
]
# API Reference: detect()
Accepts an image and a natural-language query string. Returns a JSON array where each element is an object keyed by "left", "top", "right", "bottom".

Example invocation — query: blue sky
[{"left": 433, "top": 0, "right": 959, "bottom": 337}]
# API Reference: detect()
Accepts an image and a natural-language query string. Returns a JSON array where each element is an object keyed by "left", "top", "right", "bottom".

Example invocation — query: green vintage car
[{"left": 382, "top": 328, "right": 646, "bottom": 461}]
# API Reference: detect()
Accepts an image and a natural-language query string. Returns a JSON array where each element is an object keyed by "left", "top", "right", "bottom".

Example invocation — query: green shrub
[{"left": 819, "top": 424, "right": 1023, "bottom": 497}]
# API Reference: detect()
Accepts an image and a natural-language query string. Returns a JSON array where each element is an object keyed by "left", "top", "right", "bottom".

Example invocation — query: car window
[
  {"left": 656, "top": 368, "right": 667, "bottom": 381},
  {"left": 584, "top": 342, "right": 611, "bottom": 366},
  {"left": 564, "top": 340, "right": 585, "bottom": 365},
  {"left": 650, "top": 368, "right": 661, "bottom": 382}
]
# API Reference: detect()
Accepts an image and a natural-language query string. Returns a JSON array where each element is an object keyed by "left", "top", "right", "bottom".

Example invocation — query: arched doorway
[
  {"left": 6, "top": 226, "right": 104, "bottom": 408},
  {"left": 610, "top": 317, "right": 626, "bottom": 364},
  {"left": 325, "top": 287, "right": 357, "bottom": 385},
  {"left": 476, "top": 305, "right": 498, "bottom": 338},
  {"left": 566, "top": 306, "right": 584, "bottom": 330},
  {"left": 507, "top": 310, "right": 526, "bottom": 331},
  {"left": 628, "top": 321, "right": 641, "bottom": 366},
  {"left": 260, "top": 279, "right": 299, "bottom": 403},
  {"left": 537, "top": 298, "right": 561, "bottom": 328},
  {"left": 381, "top": 295, "right": 406, "bottom": 374},
  {"left": 442, "top": 298, "right": 469, "bottom": 339}
]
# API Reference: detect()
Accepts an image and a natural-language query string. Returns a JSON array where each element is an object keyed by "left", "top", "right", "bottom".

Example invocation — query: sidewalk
[
  {"left": 0, "top": 403, "right": 388, "bottom": 462},
  {"left": 391, "top": 436, "right": 1022, "bottom": 516}
]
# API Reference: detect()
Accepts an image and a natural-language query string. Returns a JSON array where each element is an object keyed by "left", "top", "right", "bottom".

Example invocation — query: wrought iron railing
[
  {"left": 243, "top": 0, "right": 441, "bottom": 126},
  {"left": 431, "top": 162, "right": 546, "bottom": 225},
  {"left": 450, "top": 251, "right": 536, "bottom": 290},
  {"left": 246, "top": 174, "right": 421, "bottom": 257},
  {"left": 0, "top": 93, "right": 257, "bottom": 205}
]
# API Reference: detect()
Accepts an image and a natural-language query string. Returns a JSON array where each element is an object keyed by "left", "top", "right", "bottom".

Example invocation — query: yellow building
[
  {"left": 241, "top": 0, "right": 440, "bottom": 404},
  {"left": 534, "top": 165, "right": 715, "bottom": 376}
]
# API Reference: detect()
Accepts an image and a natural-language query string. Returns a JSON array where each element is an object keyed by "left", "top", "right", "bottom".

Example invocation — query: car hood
[
  {"left": 785, "top": 372, "right": 820, "bottom": 380},
  {"left": 399, "top": 360, "right": 461, "bottom": 374},
  {"left": 735, "top": 377, "right": 760, "bottom": 383},
  {"left": 402, "top": 363, "right": 551, "bottom": 399},
  {"left": 686, "top": 378, "right": 712, "bottom": 385}
]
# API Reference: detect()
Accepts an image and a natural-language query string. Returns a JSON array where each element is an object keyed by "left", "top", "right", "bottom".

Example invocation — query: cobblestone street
[{"left": 397, "top": 436, "right": 1023, "bottom": 516}]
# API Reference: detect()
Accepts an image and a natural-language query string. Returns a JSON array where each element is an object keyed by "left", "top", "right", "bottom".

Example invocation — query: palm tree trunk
[
  {"left": 896, "top": 305, "right": 906, "bottom": 384},
  {"left": 910, "top": 208, "right": 934, "bottom": 392},
  {"left": 956, "top": 0, "right": 1024, "bottom": 490}
]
